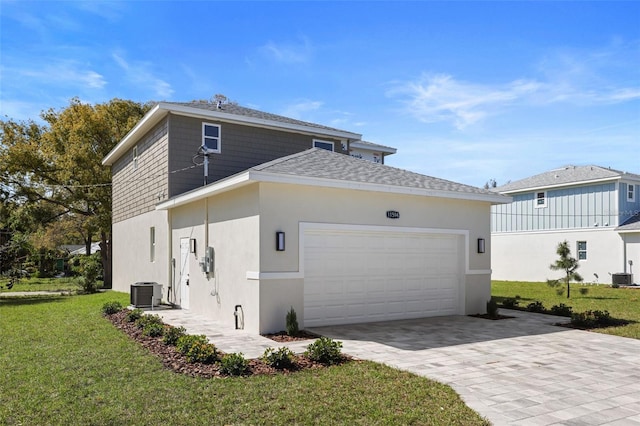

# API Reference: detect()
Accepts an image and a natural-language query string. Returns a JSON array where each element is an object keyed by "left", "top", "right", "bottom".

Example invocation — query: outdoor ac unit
[
  {"left": 130, "top": 282, "right": 162, "bottom": 307},
  {"left": 611, "top": 273, "right": 633, "bottom": 286}
]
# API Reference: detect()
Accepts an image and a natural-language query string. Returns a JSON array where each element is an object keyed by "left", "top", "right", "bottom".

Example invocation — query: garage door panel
[{"left": 304, "top": 229, "right": 462, "bottom": 327}]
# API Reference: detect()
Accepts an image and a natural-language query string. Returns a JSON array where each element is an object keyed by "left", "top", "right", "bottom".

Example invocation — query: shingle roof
[
  {"left": 166, "top": 101, "right": 351, "bottom": 135},
  {"left": 252, "top": 148, "right": 499, "bottom": 196},
  {"left": 617, "top": 212, "right": 640, "bottom": 232},
  {"left": 495, "top": 165, "right": 640, "bottom": 193}
]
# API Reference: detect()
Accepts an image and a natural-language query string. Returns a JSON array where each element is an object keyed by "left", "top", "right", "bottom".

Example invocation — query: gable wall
[
  {"left": 619, "top": 182, "right": 640, "bottom": 224},
  {"left": 492, "top": 182, "right": 617, "bottom": 233},
  {"left": 111, "top": 119, "right": 169, "bottom": 223},
  {"left": 167, "top": 114, "right": 346, "bottom": 197}
]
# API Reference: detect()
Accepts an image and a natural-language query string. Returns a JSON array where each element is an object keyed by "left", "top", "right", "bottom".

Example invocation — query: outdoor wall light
[
  {"left": 477, "top": 238, "right": 486, "bottom": 254},
  {"left": 276, "top": 231, "right": 285, "bottom": 251},
  {"left": 190, "top": 238, "right": 196, "bottom": 254}
]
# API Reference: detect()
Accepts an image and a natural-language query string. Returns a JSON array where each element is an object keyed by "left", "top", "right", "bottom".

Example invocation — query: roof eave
[
  {"left": 498, "top": 176, "right": 622, "bottom": 194},
  {"left": 350, "top": 141, "right": 397, "bottom": 154}
]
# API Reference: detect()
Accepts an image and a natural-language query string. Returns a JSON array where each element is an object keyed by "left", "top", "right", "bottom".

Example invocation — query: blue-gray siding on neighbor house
[
  {"left": 619, "top": 183, "right": 640, "bottom": 225},
  {"left": 492, "top": 183, "right": 617, "bottom": 233}
]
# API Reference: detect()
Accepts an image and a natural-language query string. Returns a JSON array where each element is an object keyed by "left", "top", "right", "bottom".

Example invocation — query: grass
[
  {"left": 0, "top": 276, "right": 89, "bottom": 293},
  {"left": 492, "top": 280, "right": 640, "bottom": 339},
  {"left": 0, "top": 292, "right": 488, "bottom": 425}
]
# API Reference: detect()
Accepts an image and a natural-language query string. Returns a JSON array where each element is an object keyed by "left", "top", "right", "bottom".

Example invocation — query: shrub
[
  {"left": 135, "top": 314, "right": 164, "bottom": 330},
  {"left": 612, "top": 282, "right": 620, "bottom": 289},
  {"left": 262, "top": 347, "right": 295, "bottom": 369},
  {"left": 526, "top": 301, "right": 545, "bottom": 313},
  {"left": 486, "top": 298, "right": 499, "bottom": 318},
  {"left": 579, "top": 287, "right": 589, "bottom": 295},
  {"left": 305, "top": 337, "right": 343, "bottom": 365},
  {"left": 176, "top": 334, "right": 218, "bottom": 364},
  {"left": 550, "top": 303, "right": 573, "bottom": 317},
  {"left": 219, "top": 352, "right": 249, "bottom": 376},
  {"left": 73, "top": 253, "right": 103, "bottom": 294},
  {"left": 163, "top": 325, "right": 187, "bottom": 346},
  {"left": 286, "top": 307, "right": 299, "bottom": 336},
  {"left": 571, "top": 310, "right": 614, "bottom": 328},
  {"left": 502, "top": 297, "right": 519, "bottom": 309},
  {"left": 126, "top": 308, "right": 144, "bottom": 323},
  {"left": 142, "top": 322, "right": 164, "bottom": 337},
  {"left": 101, "top": 301, "right": 123, "bottom": 315}
]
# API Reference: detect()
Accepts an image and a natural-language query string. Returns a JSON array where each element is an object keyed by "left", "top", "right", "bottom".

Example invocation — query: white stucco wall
[
  {"left": 112, "top": 210, "right": 169, "bottom": 296},
  {"left": 491, "top": 228, "right": 627, "bottom": 283},
  {"left": 622, "top": 233, "right": 640, "bottom": 284}
]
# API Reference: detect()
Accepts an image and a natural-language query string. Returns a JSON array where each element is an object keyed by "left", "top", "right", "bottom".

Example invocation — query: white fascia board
[
  {"left": 250, "top": 171, "right": 512, "bottom": 204},
  {"left": 156, "top": 172, "right": 253, "bottom": 210},
  {"left": 499, "top": 176, "right": 621, "bottom": 195},
  {"left": 163, "top": 103, "right": 362, "bottom": 141},
  {"left": 350, "top": 141, "right": 397, "bottom": 154},
  {"left": 102, "top": 104, "right": 166, "bottom": 166}
]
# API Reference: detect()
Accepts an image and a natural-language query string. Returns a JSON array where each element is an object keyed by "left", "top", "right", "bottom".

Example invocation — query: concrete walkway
[{"left": 155, "top": 308, "right": 640, "bottom": 425}]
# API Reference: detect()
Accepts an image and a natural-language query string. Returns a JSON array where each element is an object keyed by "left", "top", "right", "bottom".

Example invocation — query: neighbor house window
[
  {"left": 133, "top": 145, "right": 138, "bottom": 170},
  {"left": 313, "top": 140, "right": 334, "bottom": 151},
  {"left": 150, "top": 227, "right": 156, "bottom": 262},
  {"left": 535, "top": 191, "right": 547, "bottom": 208},
  {"left": 628, "top": 184, "right": 636, "bottom": 202},
  {"left": 577, "top": 241, "right": 587, "bottom": 260},
  {"left": 202, "top": 123, "right": 221, "bottom": 153}
]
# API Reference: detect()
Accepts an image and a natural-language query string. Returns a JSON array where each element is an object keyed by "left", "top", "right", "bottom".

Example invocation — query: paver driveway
[{"left": 309, "top": 310, "right": 640, "bottom": 426}]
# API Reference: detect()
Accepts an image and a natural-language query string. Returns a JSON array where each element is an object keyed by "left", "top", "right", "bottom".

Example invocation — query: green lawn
[
  {"left": 0, "top": 276, "right": 81, "bottom": 293},
  {"left": 0, "top": 292, "right": 488, "bottom": 425},
  {"left": 492, "top": 280, "right": 640, "bottom": 339}
]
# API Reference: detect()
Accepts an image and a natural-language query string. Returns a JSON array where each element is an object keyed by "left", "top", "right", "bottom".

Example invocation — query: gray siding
[
  {"left": 111, "top": 119, "right": 169, "bottom": 223},
  {"left": 619, "top": 182, "right": 640, "bottom": 224},
  {"left": 167, "top": 114, "right": 346, "bottom": 197},
  {"left": 492, "top": 183, "right": 617, "bottom": 233}
]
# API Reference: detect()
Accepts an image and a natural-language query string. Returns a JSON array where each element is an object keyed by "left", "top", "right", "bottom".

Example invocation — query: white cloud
[
  {"left": 279, "top": 100, "right": 323, "bottom": 119},
  {"left": 4, "top": 60, "right": 106, "bottom": 90},
  {"left": 112, "top": 53, "right": 174, "bottom": 99},
  {"left": 261, "top": 37, "right": 312, "bottom": 64}
]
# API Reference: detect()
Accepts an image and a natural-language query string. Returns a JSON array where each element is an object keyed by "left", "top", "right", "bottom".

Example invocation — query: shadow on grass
[{"left": 0, "top": 294, "right": 69, "bottom": 307}]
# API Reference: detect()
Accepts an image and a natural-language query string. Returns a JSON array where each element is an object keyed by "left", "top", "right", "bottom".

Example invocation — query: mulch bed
[
  {"left": 262, "top": 330, "right": 320, "bottom": 342},
  {"left": 105, "top": 310, "right": 337, "bottom": 378}
]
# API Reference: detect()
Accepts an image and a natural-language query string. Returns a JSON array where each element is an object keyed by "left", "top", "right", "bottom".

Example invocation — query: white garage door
[{"left": 304, "top": 228, "right": 463, "bottom": 327}]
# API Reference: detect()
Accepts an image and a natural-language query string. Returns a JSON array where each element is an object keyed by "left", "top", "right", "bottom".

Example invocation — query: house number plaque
[{"left": 386, "top": 210, "right": 400, "bottom": 219}]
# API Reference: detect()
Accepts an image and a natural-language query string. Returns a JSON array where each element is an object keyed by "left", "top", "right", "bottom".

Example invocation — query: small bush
[
  {"left": 486, "top": 298, "right": 499, "bottom": 318},
  {"left": 163, "top": 325, "right": 187, "bottom": 346},
  {"left": 176, "top": 334, "right": 218, "bottom": 364},
  {"left": 135, "top": 314, "right": 164, "bottom": 330},
  {"left": 102, "top": 301, "right": 123, "bottom": 315},
  {"left": 126, "top": 308, "right": 144, "bottom": 323},
  {"left": 612, "top": 282, "right": 620, "bottom": 289},
  {"left": 262, "top": 347, "right": 295, "bottom": 369},
  {"left": 305, "top": 337, "right": 343, "bottom": 365},
  {"left": 142, "top": 323, "right": 164, "bottom": 337},
  {"left": 219, "top": 352, "right": 249, "bottom": 376},
  {"left": 286, "top": 307, "right": 299, "bottom": 336},
  {"left": 526, "top": 301, "right": 545, "bottom": 313},
  {"left": 502, "top": 297, "right": 519, "bottom": 309},
  {"left": 556, "top": 288, "right": 565, "bottom": 296},
  {"left": 550, "top": 303, "right": 573, "bottom": 317},
  {"left": 73, "top": 253, "right": 103, "bottom": 294},
  {"left": 579, "top": 287, "right": 589, "bottom": 295}
]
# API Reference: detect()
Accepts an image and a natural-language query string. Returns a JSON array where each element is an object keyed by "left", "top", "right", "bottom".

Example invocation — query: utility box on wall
[{"left": 130, "top": 282, "right": 163, "bottom": 307}]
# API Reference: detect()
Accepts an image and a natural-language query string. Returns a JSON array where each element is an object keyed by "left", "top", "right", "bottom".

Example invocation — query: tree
[
  {"left": 0, "top": 98, "right": 150, "bottom": 287},
  {"left": 547, "top": 240, "right": 583, "bottom": 298}
]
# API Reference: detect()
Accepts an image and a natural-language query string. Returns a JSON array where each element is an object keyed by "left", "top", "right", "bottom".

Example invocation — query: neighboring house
[
  {"left": 102, "top": 100, "right": 508, "bottom": 334},
  {"left": 349, "top": 140, "right": 396, "bottom": 163},
  {"left": 491, "top": 165, "right": 640, "bottom": 285}
]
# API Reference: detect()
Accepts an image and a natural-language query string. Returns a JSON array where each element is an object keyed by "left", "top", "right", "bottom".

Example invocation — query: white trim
[
  {"left": 246, "top": 271, "right": 304, "bottom": 280},
  {"left": 350, "top": 141, "right": 397, "bottom": 154},
  {"left": 499, "top": 176, "right": 622, "bottom": 195},
  {"left": 492, "top": 227, "right": 614, "bottom": 237},
  {"left": 627, "top": 183, "right": 636, "bottom": 202},
  {"left": 534, "top": 191, "right": 547, "bottom": 208},
  {"left": 156, "top": 173, "right": 252, "bottom": 210},
  {"left": 467, "top": 269, "right": 492, "bottom": 275},
  {"left": 103, "top": 104, "right": 163, "bottom": 165},
  {"left": 132, "top": 145, "right": 138, "bottom": 170},
  {"left": 202, "top": 122, "right": 222, "bottom": 154}
]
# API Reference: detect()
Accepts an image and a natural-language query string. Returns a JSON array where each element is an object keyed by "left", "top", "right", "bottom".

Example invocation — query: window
[
  {"left": 628, "top": 184, "right": 636, "bottom": 202},
  {"left": 133, "top": 145, "right": 138, "bottom": 170},
  {"left": 577, "top": 241, "right": 587, "bottom": 260},
  {"left": 150, "top": 227, "right": 156, "bottom": 262},
  {"left": 202, "top": 123, "right": 221, "bottom": 153},
  {"left": 535, "top": 191, "right": 547, "bottom": 208},
  {"left": 313, "top": 140, "right": 334, "bottom": 151}
]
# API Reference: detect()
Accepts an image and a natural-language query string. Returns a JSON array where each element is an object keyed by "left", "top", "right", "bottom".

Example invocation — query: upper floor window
[
  {"left": 535, "top": 191, "right": 547, "bottom": 208},
  {"left": 577, "top": 241, "right": 587, "bottom": 260},
  {"left": 628, "top": 184, "right": 636, "bottom": 202},
  {"left": 202, "top": 123, "right": 221, "bottom": 153},
  {"left": 132, "top": 145, "right": 138, "bottom": 170},
  {"left": 313, "top": 140, "right": 334, "bottom": 151}
]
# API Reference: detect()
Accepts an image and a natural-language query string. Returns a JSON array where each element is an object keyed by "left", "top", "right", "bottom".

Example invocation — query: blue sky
[{"left": 1, "top": 1, "right": 638, "bottom": 187}]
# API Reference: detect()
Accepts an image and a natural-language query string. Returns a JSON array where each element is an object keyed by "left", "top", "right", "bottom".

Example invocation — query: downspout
[{"left": 204, "top": 198, "right": 209, "bottom": 256}]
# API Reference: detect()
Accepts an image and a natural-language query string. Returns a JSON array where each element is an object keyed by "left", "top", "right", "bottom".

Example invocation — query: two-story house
[
  {"left": 491, "top": 165, "right": 640, "bottom": 285},
  {"left": 102, "top": 100, "right": 508, "bottom": 334}
]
